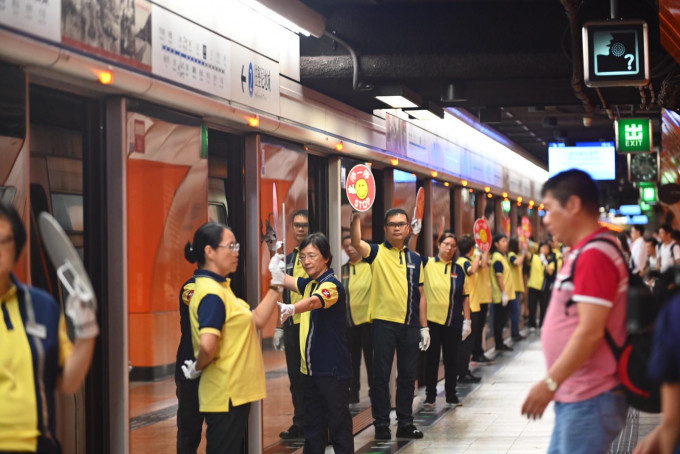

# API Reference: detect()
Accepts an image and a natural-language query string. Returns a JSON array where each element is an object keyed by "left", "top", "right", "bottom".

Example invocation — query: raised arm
[{"left": 350, "top": 212, "right": 371, "bottom": 258}]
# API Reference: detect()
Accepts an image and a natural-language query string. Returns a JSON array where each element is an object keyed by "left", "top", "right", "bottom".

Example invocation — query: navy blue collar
[
  {"left": 383, "top": 240, "right": 407, "bottom": 251},
  {"left": 311, "top": 268, "right": 334, "bottom": 282},
  {"left": 194, "top": 269, "right": 227, "bottom": 282}
]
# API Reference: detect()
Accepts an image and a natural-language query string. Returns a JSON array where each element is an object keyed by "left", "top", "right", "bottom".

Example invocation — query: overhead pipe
[
  {"left": 324, "top": 30, "right": 374, "bottom": 92},
  {"left": 560, "top": 0, "right": 597, "bottom": 116}
]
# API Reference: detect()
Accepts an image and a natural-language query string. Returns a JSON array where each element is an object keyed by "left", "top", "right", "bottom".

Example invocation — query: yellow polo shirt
[
  {"left": 458, "top": 256, "right": 480, "bottom": 313},
  {"left": 190, "top": 271, "right": 266, "bottom": 412},
  {"left": 508, "top": 251, "right": 525, "bottom": 293},
  {"left": 342, "top": 260, "right": 372, "bottom": 326},
  {"left": 423, "top": 256, "right": 469, "bottom": 326},
  {"left": 491, "top": 251, "right": 515, "bottom": 303},
  {"left": 475, "top": 250, "right": 493, "bottom": 305}
]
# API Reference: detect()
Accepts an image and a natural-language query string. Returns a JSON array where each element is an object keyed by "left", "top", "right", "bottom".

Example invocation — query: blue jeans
[
  {"left": 371, "top": 319, "right": 420, "bottom": 428},
  {"left": 548, "top": 389, "right": 628, "bottom": 454},
  {"left": 511, "top": 293, "right": 521, "bottom": 337}
]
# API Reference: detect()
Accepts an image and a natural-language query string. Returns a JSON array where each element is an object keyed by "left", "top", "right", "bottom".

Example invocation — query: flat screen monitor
[{"left": 548, "top": 142, "right": 616, "bottom": 180}]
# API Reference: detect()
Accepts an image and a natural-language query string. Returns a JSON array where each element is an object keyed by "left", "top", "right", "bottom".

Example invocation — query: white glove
[
  {"left": 419, "top": 327, "right": 431, "bottom": 351},
  {"left": 181, "top": 359, "right": 201, "bottom": 380},
  {"left": 269, "top": 252, "right": 286, "bottom": 285},
  {"left": 462, "top": 319, "right": 472, "bottom": 341},
  {"left": 273, "top": 327, "right": 285, "bottom": 351},
  {"left": 411, "top": 218, "right": 422, "bottom": 235},
  {"left": 278, "top": 301, "right": 296, "bottom": 324},
  {"left": 502, "top": 292, "right": 510, "bottom": 307},
  {"left": 65, "top": 288, "right": 99, "bottom": 339},
  {"left": 540, "top": 254, "right": 549, "bottom": 267}
]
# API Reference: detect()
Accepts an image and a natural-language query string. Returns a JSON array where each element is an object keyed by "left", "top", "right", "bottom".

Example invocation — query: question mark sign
[{"left": 624, "top": 54, "right": 634, "bottom": 70}]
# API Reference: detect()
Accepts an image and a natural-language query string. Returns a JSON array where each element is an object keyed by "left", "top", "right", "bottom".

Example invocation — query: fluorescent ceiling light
[
  {"left": 239, "top": 0, "right": 326, "bottom": 37},
  {"left": 375, "top": 85, "right": 422, "bottom": 109},
  {"left": 405, "top": 101, "right": 444, "bottom": 120}
]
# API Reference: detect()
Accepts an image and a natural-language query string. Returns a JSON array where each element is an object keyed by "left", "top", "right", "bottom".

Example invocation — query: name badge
[
  {"left": 451, "top": 273, "right": 458, "bottom": 279},
  {"left": 25, "top": 321, "right": 47, "bottom": 339},
  {"left": 406, "top": 263, "right": 416, "bottom": 269},
  {"left": 286, "top": 264, "right": 294, "bottom": 270}
]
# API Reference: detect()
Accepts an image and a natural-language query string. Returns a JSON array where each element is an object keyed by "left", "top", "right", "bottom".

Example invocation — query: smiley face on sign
[
  {"left": 473, "top": 217, "right": 492, "bottom": 252},
  {"left": 346, "top": 164, "right": 376, "bottom": 212}
]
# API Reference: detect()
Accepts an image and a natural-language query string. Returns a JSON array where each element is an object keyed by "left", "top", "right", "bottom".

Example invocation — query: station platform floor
[{"left": 342, "top": 330, "right": 660, "bottom": 454}]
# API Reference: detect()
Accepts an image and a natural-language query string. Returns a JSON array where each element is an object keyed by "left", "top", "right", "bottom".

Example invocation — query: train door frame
[{"left": 26, "top": 81, "right": 110, "bottom": 454}]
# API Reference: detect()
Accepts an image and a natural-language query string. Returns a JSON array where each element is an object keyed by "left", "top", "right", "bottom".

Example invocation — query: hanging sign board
[
  {"left": 582, "top": 20, "right": 649, "bottom": 87},
  {"left": 615, "top": 118, "right": 653, "bottom": 153},
  {"left": 473, "top": 217, "right": 492, "bottom": 252},
  {"left": 346, "top": 164, "right": 376, "bottom": 212}
]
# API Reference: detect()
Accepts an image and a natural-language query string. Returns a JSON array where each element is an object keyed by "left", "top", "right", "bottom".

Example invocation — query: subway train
[{"left": 0, "top": 2, "right": 557, "bottom": 453}]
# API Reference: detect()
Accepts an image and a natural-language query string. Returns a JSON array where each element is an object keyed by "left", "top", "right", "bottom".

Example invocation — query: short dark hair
[
  {"left": 299, "top": 232, "right": 333, "bottom": 267},
  {"left": 658, "top": 224, "right": 673, "bottom": 237},
  {"left": 644, "top": 237, "right": 658, "bottom": 247},
  {"left": 508, "top": 237, "right": 520, "bottom": 254},
  {"left": 384, "top": 208, "right": 409, "bottom": 225},
  {"left": 438, "top": 231, "right": 456, "bottom": 244},
  {"left": 185, "top": 222, "right": 228, "bottom": 267},
  {"left": 292, "top": 209, "right": 309, "bottom": 221},
  {"left": 491, "top": 232, "right": 507, "bottom": 253},
  {"left": 630, "top": 224, "right": 645, "bottom": 235},
  {"left": 341, "top": 235, "right": 351, "bottom": 243},
  {"left": 0, "top": 203, "right": 26, "bottom": 261},
  {"left": 458, "top": 234, "right": 475, "bottom": 255},
  {"left": 541, "top": 169, "right": 600, "bottom": 216}
]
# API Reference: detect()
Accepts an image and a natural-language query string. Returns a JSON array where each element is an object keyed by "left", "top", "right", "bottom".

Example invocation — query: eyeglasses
[
  {"left": 0, "top": 236, "right": 13, "bottom": 248},
  {"left": 293, "top": 222, "right": 309, "bottom": 229},
  {"left": 217, "top": 242, "right": 240, "bottom": 252},
  {"left": 299, "top": 253, "right": 319, "bottom": 261},
  {"left": 385, "top": 222, "right": 409, "bottom": 229}
]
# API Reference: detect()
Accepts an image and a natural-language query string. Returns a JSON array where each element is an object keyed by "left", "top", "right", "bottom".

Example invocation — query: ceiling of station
[{"left": 297, "top": 0, "right": 679, "bottom": 167}]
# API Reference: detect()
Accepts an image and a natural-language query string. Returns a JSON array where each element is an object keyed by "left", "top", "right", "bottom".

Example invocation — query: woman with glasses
[
  {"left": 422, "top": 232, "right": 471, "bottom": 408},
  {"left": 275, "top": 232, "right": 353, "bottom": 454},
  {"left": 180, "top": 222, "right": 283, "bottom": 453}
]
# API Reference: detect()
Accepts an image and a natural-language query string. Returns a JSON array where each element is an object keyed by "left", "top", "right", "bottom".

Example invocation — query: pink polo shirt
[{"left": 541, "top": 228, "right": 628, "bottom": 403}]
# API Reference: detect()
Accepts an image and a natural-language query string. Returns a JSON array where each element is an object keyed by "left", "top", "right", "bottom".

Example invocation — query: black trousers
[
  {"left": 472, "top": 303, "right": 489, "bottom": 357},
  {"left": 539, "top": 289, "right": 551, "bottom": 327},
  {"left": 493, "top": 302, "right": 510, "bottom": 348},
  {"left": 457, "top": 310, "right": 477, "bottom": 376},
  {"left": 371, "top": 319, "right": 420, "bottom": 428},
  {"left": 302, "top": 374, "right": 354, "bottom": 454},
  {"left": 425, "top": 321, "right": 461, "bottom": 402},
  {"left": 347, "top": 322, "right": 373, "bottom": 402},
  {"left": 203, "top": 402, "right": 250, "bottom": 454},
  {"left": 527, "top": 287, "right": 541, "bottom": 328},
  {"left": 175, "top": 373, "right": 204, "bottom": 454},
  {"left": 284, "top": 322, "right": 305, "bottom": 427}
]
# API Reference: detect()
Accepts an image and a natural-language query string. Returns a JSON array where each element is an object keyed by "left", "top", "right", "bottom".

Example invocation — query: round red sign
[
  {"left": 346, "top": 164, "right": 376, "bottom": 212},
  {"left": 473, "top": 217, "right": 492, "bottom": 252},
  {"left": 521, "top": 216, "right": 532, "bottom": 239}
]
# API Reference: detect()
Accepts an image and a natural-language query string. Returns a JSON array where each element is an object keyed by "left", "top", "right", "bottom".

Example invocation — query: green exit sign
[
  {"left": 640, "top": 185, "right": 657, "bottom": 204},
  {"left": 615, "top": 118, "right": 652, "bottom": 152}
]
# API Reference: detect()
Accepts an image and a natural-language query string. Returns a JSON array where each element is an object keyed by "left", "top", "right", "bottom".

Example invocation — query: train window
[
  {"left": 46, "top": 156, "right": 83, "bottom": 193},
  {"left": 50, "top": 193, "right": 84, "bottom": 232},
  {"left": 208, "top": 202, "right": 227, "bottom": 225},
  {"left": 432, "top": 181, "right": 451, "bottom": 249},
  {"left": 0, "top": 186, "right": 16, "bottom": 205}
]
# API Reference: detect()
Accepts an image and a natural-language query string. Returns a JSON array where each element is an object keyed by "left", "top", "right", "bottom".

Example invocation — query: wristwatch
[{"left": 545, "top": 376, "right": 558, "bottom": 392}]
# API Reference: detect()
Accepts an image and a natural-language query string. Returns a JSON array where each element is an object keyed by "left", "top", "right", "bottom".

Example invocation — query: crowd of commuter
[{"left": 170, "top": 169, "right": 680, "bottom": 454}]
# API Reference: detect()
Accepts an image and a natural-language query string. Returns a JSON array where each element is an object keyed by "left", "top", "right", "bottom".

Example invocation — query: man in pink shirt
[{"left": 521, "top": 169, "right": 629, "bottom": 454}]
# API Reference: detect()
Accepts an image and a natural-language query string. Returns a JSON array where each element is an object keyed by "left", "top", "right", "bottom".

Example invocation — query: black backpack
[{"left": 565, "top": 235, "right": 661, "bottom": 414}]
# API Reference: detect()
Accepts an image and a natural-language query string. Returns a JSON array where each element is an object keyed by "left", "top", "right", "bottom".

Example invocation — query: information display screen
[{"left": 548, "top": 142, "right": 616, "bottom": 180}]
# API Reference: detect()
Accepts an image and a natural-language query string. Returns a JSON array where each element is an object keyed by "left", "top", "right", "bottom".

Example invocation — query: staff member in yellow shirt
[
  {"left": 0, "top": 203, "right": 97, "bottom": 454},
  {"left": 471, "top": 247, "right": 494, "bottom": 364},
  {"left": 341, "top": 235, "right": 373, "bottom": 406},
  {"left": 275, "top": 209, "right": 310, "bottom": 440},
  {"left": 422, "top": 232, "right": 472, "bottom": 408},
  {"left": 491, "top": 233, "right": 515, "bottom": 352},
  {"left": 276, "top": 233, "right": 353, "bottom": 454},
  {"left": 508, "top": 237, "right": 527, "bottom": 342},
  {"left": 180, "top": 222, "right": 281, "bottom": 452},
  {"left": 526, "top": 242, "right": 553, "bottom": 331},
  {"left": 351, "top": 209, "right": 429, "bottom": 440},
  {"left": 456, "top": 234, "right": 483, "bottom": 383}
]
